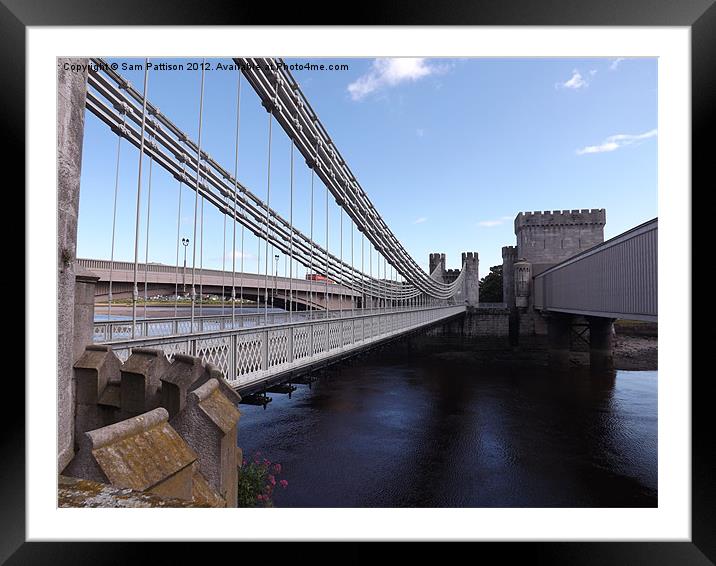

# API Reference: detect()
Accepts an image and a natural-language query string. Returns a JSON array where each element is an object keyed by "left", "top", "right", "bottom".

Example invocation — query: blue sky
[{"left": 77, "top": 57, "right": 657, "bottom": 281}]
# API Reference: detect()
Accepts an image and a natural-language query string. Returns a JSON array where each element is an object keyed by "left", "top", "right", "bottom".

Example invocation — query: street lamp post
[
  {"left": 181, "top": 237, "right": 190, "bottom": 293},
  {"left": 273, "top": 254, "right": 279, "bottom": 309}
]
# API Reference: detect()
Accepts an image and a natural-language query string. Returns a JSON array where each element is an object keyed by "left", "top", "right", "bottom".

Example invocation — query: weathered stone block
[
  {"left": 120, "top": 348, "right": 170, "bottom": 414},
  {"left": 74, "top": 402, "right": 120, "bottom": 448},
  {"left": 73, "top": 265, "right": 100, "bottom": 363},
  {"left": 58, "top": 475, "right": 206, "bottom": 508},
  {"left": 64, "top": 407, "right": 198, "bottom": 502},
  {"left": 191, "top": 468, "right": 226, "bottom": 508},
  {"left": 171, "top": 378, "right": 241, "bottom": 507},
  {"left": 74, "top": 345, "right": 122, "bottom": 405},
  {"left": 199, "top": 364, "right": 242, "bottom": 404},
  {"left": 160, "top": 354, "right": 209, "bottom": 419},
  {"left": 464, "top": 308, "right": 510, "bottom": 337},
  {"left": 148, "top": 464, "right": 195, "bottom": 502}
]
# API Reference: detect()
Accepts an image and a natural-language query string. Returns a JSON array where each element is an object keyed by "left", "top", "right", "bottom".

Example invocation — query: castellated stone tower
[
  {"left": 461, "top": 252, "right": 479, "bottom": 307},
  {"left": 515, "top": 209, "right": 606, "bottom": 274},
  {"left": 428, "top": 253, "right": 446, "bottom": 275}
]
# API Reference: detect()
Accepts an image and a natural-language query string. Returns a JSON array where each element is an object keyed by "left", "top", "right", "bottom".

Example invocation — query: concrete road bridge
[{"left": 80, "top": 257, "right": 359, "bottom": 311}]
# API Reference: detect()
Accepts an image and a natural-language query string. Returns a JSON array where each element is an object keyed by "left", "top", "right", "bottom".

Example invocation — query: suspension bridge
[
  {"left": 55, "top": 55, "right": 660, "bottom": 505},
  {"left": 78, "top": 57, "right": 471, "bottom": 393},
  {"left": 70, "top": 57, "right": 657, "bottom": 395}
]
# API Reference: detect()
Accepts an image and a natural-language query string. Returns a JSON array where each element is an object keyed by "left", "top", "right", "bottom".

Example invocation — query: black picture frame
[{"left": 8, "top": 1, "right": 708, "bottom": 564}]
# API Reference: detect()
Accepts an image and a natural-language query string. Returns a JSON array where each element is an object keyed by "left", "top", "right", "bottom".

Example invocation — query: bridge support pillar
[
  {"left": 58, "top": 57, "right": 89, "bottom": 472},
  {"left": 588, "top": 317, "right": 615, "bottom": 371},
  {"left": 73, "top": 265, "right": 100, "bottom": 362},
  {"left": 547, "top": 313, "right": 572, "bottom": 370}
]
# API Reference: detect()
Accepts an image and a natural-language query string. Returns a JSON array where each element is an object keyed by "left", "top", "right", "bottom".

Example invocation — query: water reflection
[{"left": 239, "top": 334, "right": 657, "bottom": 507}]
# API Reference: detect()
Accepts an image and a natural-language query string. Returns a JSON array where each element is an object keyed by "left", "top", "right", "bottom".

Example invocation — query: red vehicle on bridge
[{"left": 305, "top": 273, "right": 336, "bottom": 284}]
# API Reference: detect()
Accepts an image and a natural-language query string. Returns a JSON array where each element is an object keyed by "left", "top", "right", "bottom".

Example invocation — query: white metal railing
[
  {"left": 103, "top": 305, "right": 465, "bottom": 391},
  {"left": 93, "top": 305, "right": 436, "bottom": 343}
]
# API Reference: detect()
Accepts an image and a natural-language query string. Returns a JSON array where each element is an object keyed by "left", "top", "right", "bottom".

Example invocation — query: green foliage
[
  {"left": 479, "top": 264, "right": 503, "bottom": 303},
  {"left": 237, "top": 452, "right": 288, "bottom": 507}
]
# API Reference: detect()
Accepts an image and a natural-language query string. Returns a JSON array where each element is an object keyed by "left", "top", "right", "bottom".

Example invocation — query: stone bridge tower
[
  {"left": 428, "top": 252, "right": 479, "bottom": 307},
  {"left": 429, "top": 253, "right": 446, "bottom": 277},
  {"left": 502, "top": 209, "right": 606, "bottom": 337},
  {"left": 514, "top": 209, "right": 606, "bottom": 276}
]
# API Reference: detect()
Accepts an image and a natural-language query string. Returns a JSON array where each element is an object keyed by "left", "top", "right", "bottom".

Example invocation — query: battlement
[
  {"left": 514, "top": 208, "right": 606, "bottom": 265},
  {"left": 461, "top": 252, "right": 478, "bottom": 264},
  {"left": 502, "top": 246, "right": 516, "bottom": 260},
  {"left": 515, "top": 209, "right": 606, "bottom": 230}
]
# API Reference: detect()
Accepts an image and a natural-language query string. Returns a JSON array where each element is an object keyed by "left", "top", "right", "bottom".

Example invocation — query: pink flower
[
  {"left": 273, "top": 463, "right": 282, "bottom": 474},
  {"left": 256, "top": 494, "right": 263, "bottom": 501},
  {"left": 268, "top": 475, "right": 276, "bottom": 486},
  {"left": 279, "top": 479, "right": 288, "bottom": 488}
]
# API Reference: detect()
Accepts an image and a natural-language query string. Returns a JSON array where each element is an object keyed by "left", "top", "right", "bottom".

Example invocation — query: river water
[{"left": 238, "top": 333, "right": 657, "bottom": 508}]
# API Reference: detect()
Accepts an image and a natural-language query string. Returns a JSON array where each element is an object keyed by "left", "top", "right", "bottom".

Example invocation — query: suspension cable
[
  {"left": 131, "top": 59, "right": 149, "bottom": 339},
  {"left": 309, "top": 168, "right": 314, "bottom": 317},
  {"left": 369, "top": 242, "right": 373, "bottom": 314},
  {"left": 339, "top": 207, "right": 343, "bottom": 318},
  {"left": 361, "top": 231, "right": 364, "bottom": 313},
  {"left": 232, "top": 70, "right": 241, "bottom": 327},
  {"left": 143, "top": 132, "right": 154, "bottom": 319},
  {"left": 190, "top": 60, "right": 206, "bottom": 332},
  {"left": 222, "top": 192, "right": 227, "bottom": 316},
  {"left": 174, "top": 161, "right": 185, "bottom": 317},
  {"left": 325, "top": 178, "right": 329, "bottom": 314},
  {"left": 289, "top": 140, "right": 294, "bottom": 322},
  {"left": 264, "top": 111, "right": 272, "bottom": 324},
  {"left": 199, "top": 195, "right": 204, "bottom": 317},
  {"left": 87, "top": 71, "right": 431, "bottom": 301},
  {"left": 108, "top": 110, "right": 124, "bottom": 322},
  {"left": 87, "top": 59, "right": 471, "bottom": 304}
]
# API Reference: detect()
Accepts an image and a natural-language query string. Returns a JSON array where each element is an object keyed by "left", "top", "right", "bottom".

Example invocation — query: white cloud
[
  {"left": 478, "top": 219, "right": 504, "bottom": 228},
  {"left": 557, "top": 69, "right": 588, "bottom": 90},
  {"left": 347, "top": 58, "right": 448, "bottom": 101},
  {"left": 610, "top": 57, "right": 625, "bottom": 71},
  {"left": 589, "top": 69, "right": 598, "bottom": 76},
  {"left": 477, "top": 215, "right": 513, "bottom": 228},
  {"left": 413, "top": 217, "right": 428, "bottom": 224},
  {"left": 576, "top": 129, "right": 657, "bottom": 155},
  {"left": 416, "top": 128, "right": 425, "bottom": 137}
]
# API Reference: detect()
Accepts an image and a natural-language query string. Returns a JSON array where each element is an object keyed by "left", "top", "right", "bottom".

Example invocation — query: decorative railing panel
[
  {"left": 92, "top": 307, "right": 421, "bottom": 343},
  {"left": 103, "top": 306, "right": 465, "bottom": 392}
]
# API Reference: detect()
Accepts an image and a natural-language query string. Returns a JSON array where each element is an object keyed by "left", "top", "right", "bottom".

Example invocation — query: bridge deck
[
  {"left": 102, "top": 305, "right": 466, "bottom": 393},
  {"left": 533, "top": 218, "right": 657, "bottom": 321}
]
